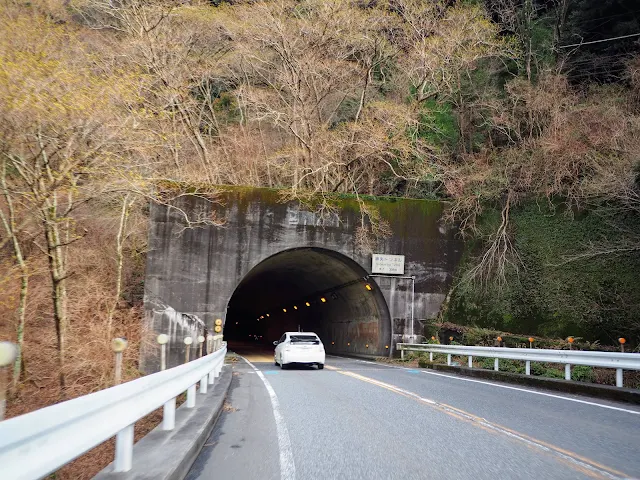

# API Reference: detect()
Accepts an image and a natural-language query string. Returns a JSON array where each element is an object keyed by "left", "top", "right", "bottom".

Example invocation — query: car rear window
[{"left": 290, "top": 335, "right": 320, "bottom": 344}]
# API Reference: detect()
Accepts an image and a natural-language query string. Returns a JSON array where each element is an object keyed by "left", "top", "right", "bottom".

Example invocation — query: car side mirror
[{"left": 273, "top": 341, "right": 279, "bottom": 346}]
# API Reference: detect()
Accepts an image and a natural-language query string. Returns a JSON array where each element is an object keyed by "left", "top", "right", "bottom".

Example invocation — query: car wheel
[
  {"left": 317, "top": 363, "right": 324, "bottom": 370},
  {"left": 275, "top": 359, "right": 279, "bottom": 366},
  {"left": 281, "top": 363, "right": 288, "bottom": 370}
]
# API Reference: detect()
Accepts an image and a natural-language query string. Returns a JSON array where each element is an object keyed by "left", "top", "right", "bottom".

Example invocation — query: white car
[{"left": 273, "top": 332, "right": 325, "bottom": 369}]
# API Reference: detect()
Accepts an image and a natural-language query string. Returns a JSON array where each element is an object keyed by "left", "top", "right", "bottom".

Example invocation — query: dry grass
[{"left": 0, "top": 206, "right": 149, "bottom": 479}]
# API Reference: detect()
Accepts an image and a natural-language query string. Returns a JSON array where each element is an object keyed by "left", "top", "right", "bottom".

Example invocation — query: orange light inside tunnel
[
  {"left": 283, "top": 308, "right": 287, "bottom": 313},
  {"left": 305, "top": 302, "right": 310, "bottom": 307},
  {"left": 294, "top": 306, "right": 298, "bottom": 310},
  {"left": 260, "top": 316, "right": 264, "bottom": 319},
  {"left": 320, "top": 297, "right": 326, "bottom": 303},
  {"left": 266, "top": 314, "right": 270, "bottom": 317}
]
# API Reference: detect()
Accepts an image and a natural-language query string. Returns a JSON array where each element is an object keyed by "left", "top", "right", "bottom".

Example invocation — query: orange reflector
[
  {"left": 365, "top": 284, "right": 372, "bottom": 291},
  {"left": 385, "top": 345, "right": 389, "bottom": 349}
]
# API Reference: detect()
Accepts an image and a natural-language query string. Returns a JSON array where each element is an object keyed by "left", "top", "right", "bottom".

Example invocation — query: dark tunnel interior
[{"left": 224, "top": 248, "right": 391, "bottom": 356}]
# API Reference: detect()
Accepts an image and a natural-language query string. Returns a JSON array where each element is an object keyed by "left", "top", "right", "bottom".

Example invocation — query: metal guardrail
[
  {"left": 397, "top": 343, "right": 640, "bottom": 388},
  {"left": 0, "top": 344, "right": 227, "bottom": 480}
]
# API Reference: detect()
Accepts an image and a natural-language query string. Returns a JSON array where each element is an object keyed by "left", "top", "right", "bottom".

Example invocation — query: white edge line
[
  {"left": 420, "top": 369, "right": 640, "bottom": 415},
  {"left": 339, "top": 369, "right": 622, "bottom": 479},
  {"left": 241, "top": 356, "right": 296, "bottom": 480},
  {"left": 332, "top": 356, "right": 640, "bottom": 416}
]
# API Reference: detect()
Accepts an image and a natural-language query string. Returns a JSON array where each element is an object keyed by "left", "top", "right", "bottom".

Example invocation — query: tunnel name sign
[{"left": 371, "top": 254, "right": 405, "bottom": 275}]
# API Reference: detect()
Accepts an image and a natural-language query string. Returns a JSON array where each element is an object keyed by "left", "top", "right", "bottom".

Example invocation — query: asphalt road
[{"left": 187, "top": 348, "right": 640, "bottom": 480}]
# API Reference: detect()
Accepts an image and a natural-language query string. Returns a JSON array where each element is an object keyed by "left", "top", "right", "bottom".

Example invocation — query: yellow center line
[{"left": 328, "top": 365, "right": 629, "bottom": 480}]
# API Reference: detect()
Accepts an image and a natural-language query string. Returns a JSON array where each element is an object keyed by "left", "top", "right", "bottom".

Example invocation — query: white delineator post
[
  {"left": 565, "top": 364, "right": 571, "bottom": 380},
  {"left": 157, "top": 334, "right": 169, "bottom": 371},
  {"left": 198, "top": 335, "right": 205, "bottom": 358},
  {"left": 184, "top": 336, "right": 193, "bottom": 364},
  {"left": 0, "top": 342, "right": 18, "bottom": 421},
  {"left": 111, "top": 338, "right": 128, "bottom": 386}
]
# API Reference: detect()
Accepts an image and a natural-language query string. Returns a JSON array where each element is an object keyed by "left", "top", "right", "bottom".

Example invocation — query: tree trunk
[
  {"left": 106, "top": 194, "right": 133, "bottom": 338},
  {"left": 43, "top": 200, "right": 68, "bottom": 393},
  {"left": 13, "top": 274, "right": 27, "bottom": 392},
  {"left": 0, "top": 159, "right": 29, "bottom": 394}
]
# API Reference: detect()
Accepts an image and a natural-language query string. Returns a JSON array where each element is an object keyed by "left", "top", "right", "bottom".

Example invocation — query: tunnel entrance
[{"left": 224, "top": 247, "right": 391, "bottom": 357}]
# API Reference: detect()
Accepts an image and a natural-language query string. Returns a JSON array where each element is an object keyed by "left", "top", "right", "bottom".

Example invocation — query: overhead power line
[{"left": 559, "top": 32, "right": 640, "bottom": 49}]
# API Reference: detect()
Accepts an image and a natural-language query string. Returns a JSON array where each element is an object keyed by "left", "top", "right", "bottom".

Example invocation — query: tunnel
[{"left": 224, "top": 247, "right": 392, "bottom": 357}]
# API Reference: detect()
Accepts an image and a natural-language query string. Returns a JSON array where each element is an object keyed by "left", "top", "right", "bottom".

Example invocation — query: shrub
[
  {"left": 480, "top": 357, "right": 496, "bottom": 369},
  {"left": 418, "top": 357, "right": 433, "bottom": 368},
  {"left": 496, "top": 359, "right": 525, "bottom": 374},
  {"left": 571, "top": 365, "right": 595, "bottom": 383}
]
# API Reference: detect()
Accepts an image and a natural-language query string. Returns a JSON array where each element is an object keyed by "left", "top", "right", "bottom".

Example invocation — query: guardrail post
[
  {"left": 162, "top": 398, "right": 176, "bottom": 430},
  {"left": 215, "top": 363, "right": 221, "bottom": 378},
  {"left": 208, "top": 368, "right": 215, "bottom": 385},
  {"left": 200, "top": 375, "right": 208, "bottom": 394},
  {"left": 494, "top": 358, "right": 499, "bottom": 371},
  {"left": 468, "top": 356, "right": 473, "bottom": 368},
  {"left": 447, "top": 354, "right": 451, "bottom": 366},
  {"left": 565, "top": 364, "right": 571, "bottom": 380},
  {"left": 401, "top": 347, "right": 404, "bottom": 361},
  {"left": 525, "top": 360, "right": 531, "bottom": 375},
  {"left": 114, "top": 424, "right": 134, "bottom": 472},
  {"left": 616, "top": 368, "right": 623, "bottom": 388},
  {"left": 187, "top": 384, "right": 196, "bottom": 408}
]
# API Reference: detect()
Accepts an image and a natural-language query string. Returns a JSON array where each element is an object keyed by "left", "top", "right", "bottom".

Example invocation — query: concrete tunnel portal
[{"left": 224, "top": 247, "right": 392, "bottom": 357}]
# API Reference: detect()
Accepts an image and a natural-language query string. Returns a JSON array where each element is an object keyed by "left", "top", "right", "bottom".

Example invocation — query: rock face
[{"left": 142, "top": 187, "right": 462, "bottom": 371}]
